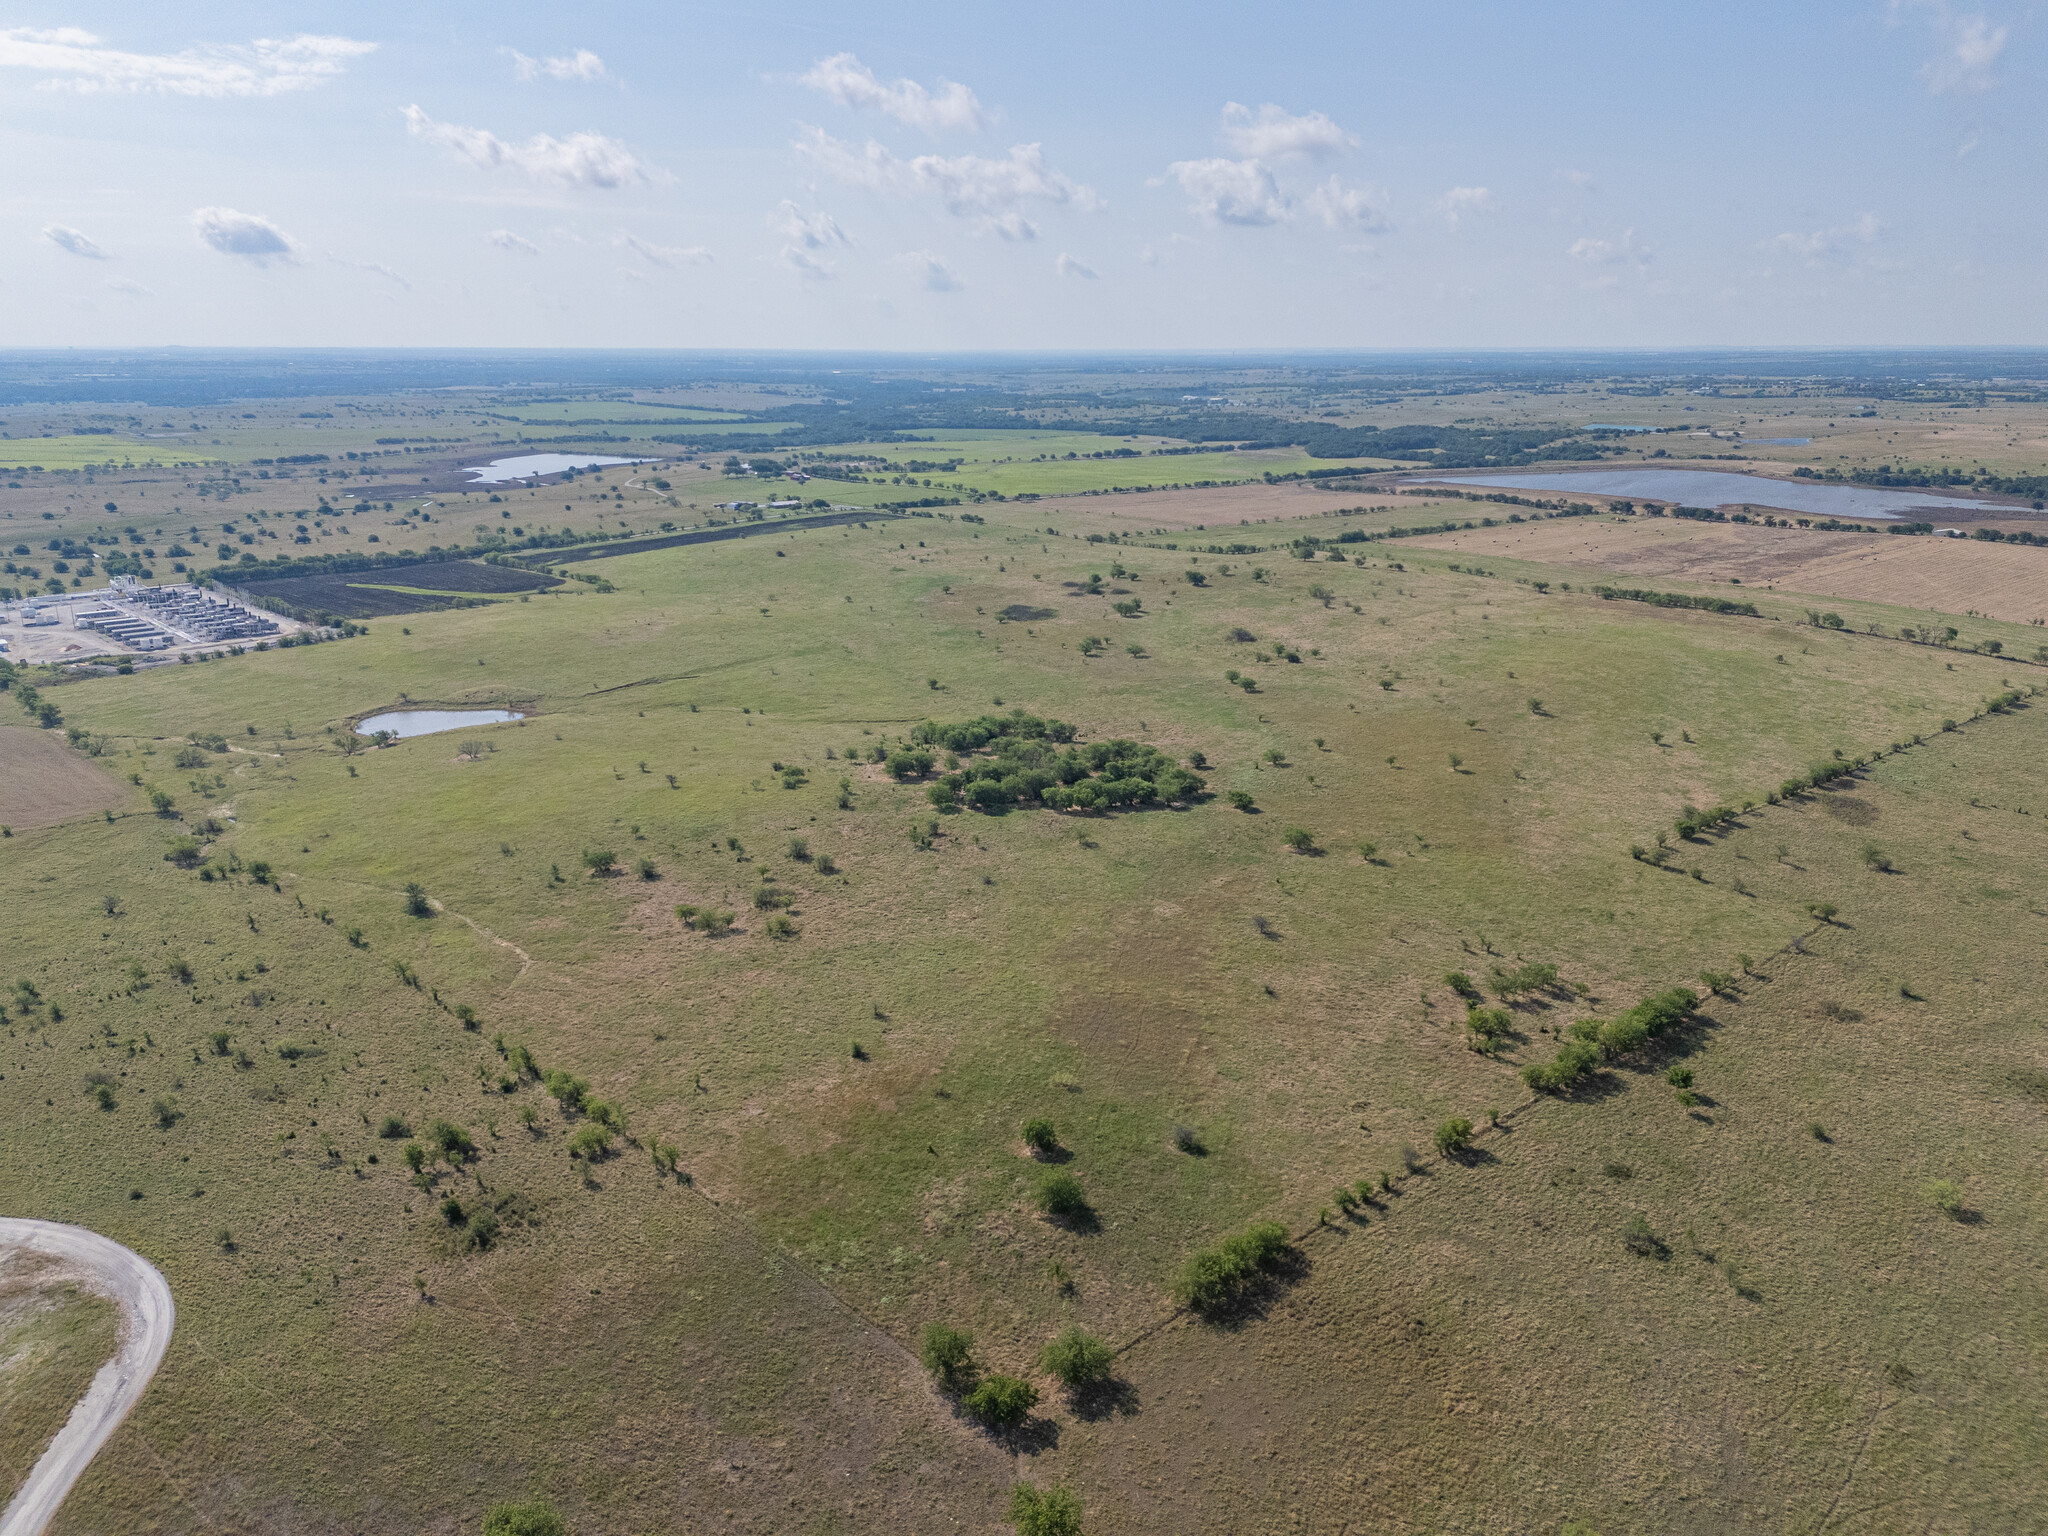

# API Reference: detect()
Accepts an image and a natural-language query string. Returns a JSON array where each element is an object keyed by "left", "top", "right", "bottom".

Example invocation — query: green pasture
[{"left": 2, "top": 494, "right": 2044, "bottom": 1531}]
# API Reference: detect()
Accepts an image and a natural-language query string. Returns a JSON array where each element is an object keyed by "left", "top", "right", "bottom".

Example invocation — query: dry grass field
[
  {"left": 0, "top": 726, "right": 132, "bottom": 831},
  {"left": 6, "top": 389, "right": 2048, "bottom": 1535}
]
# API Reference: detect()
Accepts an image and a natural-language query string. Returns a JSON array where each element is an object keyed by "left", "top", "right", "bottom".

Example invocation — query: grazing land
[
  {"left": 4, "top": 353, "right": 2048, "bottom": 1535},
  {"left": 0, "top": 727, "right": 130, "bottom": 832}
]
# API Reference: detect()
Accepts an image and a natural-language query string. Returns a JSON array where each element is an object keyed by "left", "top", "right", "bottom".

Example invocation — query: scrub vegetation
[{"left": 5, "top": 363, "right": 2048, "bottom": 1535}]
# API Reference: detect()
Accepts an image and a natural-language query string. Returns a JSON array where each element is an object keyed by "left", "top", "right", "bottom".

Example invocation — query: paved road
[{"left": 0, "top": 1221, "right": 174, "bottom": 1536}]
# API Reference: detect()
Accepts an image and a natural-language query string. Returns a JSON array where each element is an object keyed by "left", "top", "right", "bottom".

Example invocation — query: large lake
[
  {"left": 462, "top": 453, "right": 651, "bottom": 485},
  {"left": 1409, "top": 469, "right": 2019, "bottom": 522},
  {"left": 357, "top": 709, "right": 522, "bottom": 739}
]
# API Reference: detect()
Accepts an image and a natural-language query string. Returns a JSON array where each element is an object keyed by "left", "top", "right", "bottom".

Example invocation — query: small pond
[
  {"left": 1406, "top": 468, "right": 2022, "bottom": 521},
  {"left": 356, "top": 709, "right": 523, "bottom": 739},
  {"left": 462, "top": 453, "right": 651, "bottom": 485}
]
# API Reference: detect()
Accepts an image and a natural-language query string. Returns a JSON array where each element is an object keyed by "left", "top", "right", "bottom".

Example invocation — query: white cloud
[
  {"left": 487, "top": 229, "right": 539, "bottom": 255},
  {"left": 896, "top": 250, "right": 962, "bottom": 291},
  {"left": 774, "top": 201, "right": 849, "bottom": 281},
  {"left": 1166, "top": 157, "right": 1288, "bottom": 226},
  {"left": 508, "top": 48, "right": 607, "bottom": 83},
  {"left": 1055, "top": 252, "right": 1096, "bottom": 280},
  {"left": 403, "top": 105, "right": 655, "bottom": 190},
  {"left": 1304, "top": 175, "right": 1390, "bottom": 232},
  {"left": 1567, "top": 228, "right": 1651, "bottom": 265},
  {"left": 616, "top": 234, "right": 711, "bottom": 268},
  {"left": 1219, "top": 102, "right": 1354, "bottom": 160},
  {"left": 0, "top": 27, "right": 372, "bottom": 96},
  {"left": 43, "top": 225, "right": 108, "bottom": 259},
  {"left": 800, "top": 52, "right": 983, "bottom": 133},
  {"left": 1433, "top": 186, "right": 1495, "bottom": 227},
  {"left": 334, "top": 258, "right": 410, "bottom": 290},
  {"left": 796, "top": 130, "right": 1098, "bottom": 234},
  {"left": 1766, "top": 213, "right": 1880, "bottom": 263},
  {"left": 106, "top": 277, "right": 152, "bottom": 296},
  {"left": 775, "top": 200, "right": 850, "bottom": 250},
  {"left": 1893, "top": 2, "right": 2007, "bottom": 92},
  {"left": 191, "top": 206, "right": 298, "bottom": 264}
]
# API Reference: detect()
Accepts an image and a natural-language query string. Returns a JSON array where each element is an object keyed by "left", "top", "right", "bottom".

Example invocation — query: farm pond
[{"left": 356, "top": 709, "right": 523, "bottom": 739}]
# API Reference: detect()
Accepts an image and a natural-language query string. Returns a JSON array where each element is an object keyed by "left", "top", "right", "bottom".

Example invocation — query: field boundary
[{"left": 508, "top": 509, "right": 905, "bottom": 566}]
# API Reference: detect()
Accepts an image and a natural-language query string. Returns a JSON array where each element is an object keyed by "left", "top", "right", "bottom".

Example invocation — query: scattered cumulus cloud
[
  {"left": 1765, "top": 213, "right": 1880, "bottom": 263},
  {"left": 191, "top": 206, "right": 298, "bottom": 264},
  {"left": 800, "top": 52, "right": 984, "bottom": 132},
  {"left": 508, "top": 48, "right": 607, "bottom": 82},
  {"left": 43, "top": 224, "right": 108, "bottom": 259},
  {"left": 616, "top": 234, "right": 711, "bottom": 268},
  {"left": 487, "top": 229, "right": 539, "bottom": 255},
  {"left": 1893, "top": 2, "right": 2007, "bottom": 92},
  {"left": 404, "top": 105, "right": 655, "bottom": 189},
  {"left": 1304, "top": 175, "right": 1390, "bottom": 232},
  {"left": 797, "top": 129, "right": 1098, "bottom": 235},
  {"left": 332, "top": 257, "right": 410, "bottom": 289},
  {"left": 1219, "top": 102, "right": 1354, "bottom": 160},
  {"left": 1567, "top": 228, "right": 1651, "bottom": 265},
  {"left": 896, "top": 249, "right": 962, "bottom": 291},
  {"left": 775, "top": 201, "right": 849, "bottom": 279},
  {"left": 0, "top": 27, "right": 372, "bottom": 96},
  {"left": 1433, "top": 186, "right": 1495, "bottom": 226},
  {"left": 776, "top": 200, "right": 850, "bottom": 250},
  {"left": 1165, "top": 157, "right": 1288, "bottom": 226},
  {"left": 1055, "top": 252, "right": 1096, "bottom": 279}
]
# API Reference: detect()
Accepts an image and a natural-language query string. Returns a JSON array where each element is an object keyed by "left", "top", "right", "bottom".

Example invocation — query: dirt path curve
[
  {"left": 0, "top": 1220, "right": 174, "bottom": 1536},
  {"left": 426, "top": 898, "right": 533, "bottom": 980}
]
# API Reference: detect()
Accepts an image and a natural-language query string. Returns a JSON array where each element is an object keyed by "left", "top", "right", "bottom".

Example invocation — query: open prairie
[{"left": 6, "top": 453, "right": 2048, "bottom": 1532}]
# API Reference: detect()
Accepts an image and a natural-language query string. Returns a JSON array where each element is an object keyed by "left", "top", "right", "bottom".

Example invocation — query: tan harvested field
[
  {"left": 1410, "top": 516, "right": 2048, "bottom": 626},
  {"left": 1038, "top": 479, "right": 1392, "bottom": 531},
  {"left": 0, "top": 727, "right": 129, "bottom": 831}
]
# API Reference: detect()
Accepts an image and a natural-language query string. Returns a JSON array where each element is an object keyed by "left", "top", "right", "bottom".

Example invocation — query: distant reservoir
[{"left": 1407, "top": 468, "right": 2022, "bottom": 521}]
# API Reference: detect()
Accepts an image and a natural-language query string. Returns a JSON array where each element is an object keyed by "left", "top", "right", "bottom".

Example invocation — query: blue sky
[{"left": 3, "top": 2, "right": 2041, "bottom": 349}]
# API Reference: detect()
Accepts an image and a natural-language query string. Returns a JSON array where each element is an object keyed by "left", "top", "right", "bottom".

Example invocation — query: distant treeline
[{"left": 1593, "top": 585, "right": 1761, "bottom": 617}]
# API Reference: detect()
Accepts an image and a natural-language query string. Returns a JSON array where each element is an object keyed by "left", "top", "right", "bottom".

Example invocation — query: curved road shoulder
[{"left": 0, "top": 1220, "right": 174, "bottom": 1536}]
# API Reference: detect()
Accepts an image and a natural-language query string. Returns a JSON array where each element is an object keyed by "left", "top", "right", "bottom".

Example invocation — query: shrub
[
  {"left": 1622, "top": 1213, "right": 1667, "bottom": 1258},
  {"left": 1807, "top": 900, "right": 1840, "bottom": 923},
  {"left": 697, "top": 908, "right": 735, "bottom": 935},
  {"left": 483, "top": 1499, "right": 567, "bottom": 1536},
  {"left": 919, "top": 1323, "right": 976, "bottom": 1388},
  {"left": 1464, "top": 1005, "right": 1513, "bottom": 1048},
  {"left": 964, "top": 1373, "right": 1039, "bottom": 1428},
  {"left": 1021, "top": 1118, "right": 1059, "bottom": 1156},
  {"left": 403, "top": 1142, "right": 426, "bottom": 1173},
  {"left": 428, "top": 1119, "right": 475, "bottom": 1161},
  {"left": 378, "top": 1115, "right": 411, "bottom": 1139},
  {"left": 1172, "top": 1220, "right": 1289, "bottom": 1310},
  {"left": 404, "top": 882, "right": 432, "bottom": 917},
  {"left": 765, "top": 914, "right": 797, "bottom": 940},
  {"left": 1924, "top": 1179, "right": 1965, "bottom": 1217},
  {"left": 583, "top": 848, "right": 617, "bottom": 876},
  {"left": 151, "top": 1097, "right": 180, "bottom": 1129},
  {"left": 1489, "top": 961, "right": 1558, "bottom": 997},
  {"left": 1443, "top": 970, "right": 1478, "bottom": 998},
  {"left": 1008, "top": 1482, "right": 1085, "bottom": 1536},
  {"left": 1227, "top": 790, "right": 1254, "bottom": 811},
  {"left": 1664, "top": 1066, "right": 1693, "bottom": 1089},
  {"left": 787, "top": 836, "right": 810, "bottom": 861},
  {"left": 567, "top": 1123, "right": 612, "bottom": 1159},
  {"left": 544, "top": 1069, "right": 588, "bottom": 1111},
  {"left": 1861, "top": 842, "right": 1893, "bottom": 872},
  {"left": 1433, "top": 1117, "right": 1474, "bottom": 1155},
  {"left": 208, "top": 1030, "right": 232, "bottom": 1056},
  {"left": 165, "top": 956, "right": 194, "bottom": 984},
  {"left": 636, "top": 857, "right": 658, "bottom": 880},
  {"left": 1281, "top": 826, "right": 1316, "bottom": 852},
  {"left": 440, "top": 1196, "right": 466, "bottom": 1226},
  {"left": 1171, "top": 1123, "right": 1205, "bottom": 1154},
  {"left": 1038, "top": 1325, "right": 1114, "bottom": 1387},
  {"left": 1033, "top": 1169, "right": 1089, "bottom": 1219}
]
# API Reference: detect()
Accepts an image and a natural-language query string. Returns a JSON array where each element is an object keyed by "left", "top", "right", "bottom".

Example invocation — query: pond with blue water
[
  {"left": 356, "top": 709, "right": 523, "bottom": 739},
  {"left": 1408, "top": 468, "right": 2019, "bottom": 522}
]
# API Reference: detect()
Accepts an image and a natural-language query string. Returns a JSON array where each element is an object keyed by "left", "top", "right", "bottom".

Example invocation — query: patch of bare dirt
[
  {"left": 0, "top": 728, "right": 129, "bottom": 832},
  {"left": 1409, "top": 517, "right": 2048, "bottom": 625},
  {"left": 1040, "top": 480, "right": 1389, "bottom": 532}
]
